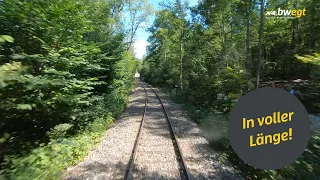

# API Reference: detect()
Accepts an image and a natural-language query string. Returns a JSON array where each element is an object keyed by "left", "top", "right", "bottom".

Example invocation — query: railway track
[{"left": 124, "top": 82, "right": 191, "bottom": 180}]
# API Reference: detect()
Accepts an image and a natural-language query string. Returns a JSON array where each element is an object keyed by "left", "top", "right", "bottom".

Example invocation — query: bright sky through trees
[{"left": 133, "top": 0, "right": 199, "bottom": 59}]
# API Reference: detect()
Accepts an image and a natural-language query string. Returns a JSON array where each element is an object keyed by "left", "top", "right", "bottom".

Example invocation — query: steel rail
[
  {"left": 148, "top": 85, "right": 192, "bottom": 180},
  {"left": 124, "top": 82, "right": 148, "bottom": 180},
  {"left": 124, "top": 82, "right": 192, "bottom": 180}
]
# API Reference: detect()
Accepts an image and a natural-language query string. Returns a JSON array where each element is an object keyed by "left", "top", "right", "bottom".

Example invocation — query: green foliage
[
  {"left": 142, "top": 0, "right": 253, "bottom": 110},
  {"left": 142, "top": 0, "right": 320, "bottom": 179},
  {"left": 296, "top": 53, "right": 320, "bottom": 65},
  {"left": 176, "top": 102, "right": 320, "bottom": 180},
  {"left": 0, "top": 0, "right": 138, "bottom": 178},
  {"left": 1, "top": 115, "right": 114, "bottom": 180},
  {"left": 0, "top": 35, "right": 14, "bottom": 43},
  {"left": 47, "top": 123, "right": 73, "bottom": 140}
]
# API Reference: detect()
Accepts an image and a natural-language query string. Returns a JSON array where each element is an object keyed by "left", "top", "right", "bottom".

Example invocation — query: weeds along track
[{"left": 124, "top": 82, "right": 191, "bottom": 180}]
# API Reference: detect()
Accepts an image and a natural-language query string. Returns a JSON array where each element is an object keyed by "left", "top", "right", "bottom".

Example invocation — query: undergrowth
[
  {"left": 0, "top": 114, "right": 114, "bottom": 180},
  {"left": 165, "top": 88, "right": 320, "bottom": 180}
]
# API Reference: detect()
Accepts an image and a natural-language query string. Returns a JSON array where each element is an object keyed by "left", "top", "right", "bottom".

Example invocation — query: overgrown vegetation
[
  {"left": 0, "top": 115, "right": 114, "bottom": 180},
  {"left": 0, "top": 0, "right": 151, "bottom": 179},
  {"left": 163, "top": 90, "right": 320, "bottom": 180},
  {"left": 140, "top": 0, "right": 320, "bottom": 179}
]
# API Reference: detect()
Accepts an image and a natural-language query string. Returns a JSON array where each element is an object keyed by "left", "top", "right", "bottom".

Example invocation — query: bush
[
  {"left": 1, "top": 114, "right": 114, "bottom": 180},
  {"left": 46, "top": 123, "right": 73, "bottom": 140},
  {"left": 0, "top": 0, "right": 137, "bottom": 177},
  {"left": 174, "top": 99, "right": 320, "bottom": 180}
]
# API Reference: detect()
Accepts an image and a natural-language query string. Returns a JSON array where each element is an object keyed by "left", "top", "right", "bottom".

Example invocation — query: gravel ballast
[
  {"left": 152, "top": 86, "right": 245, "bottom": 180},
  {"left": 131, "top": 85, "right": 182, "bottom": 179},
  {"left": 63, "top": 81, "right": 245, "bottom": 180},
  {"left": 63, "top": 81, "right": 146, "bottom": 180}
]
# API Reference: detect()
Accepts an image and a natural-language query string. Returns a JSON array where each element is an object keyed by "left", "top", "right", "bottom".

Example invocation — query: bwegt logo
[{"left": 266, "top": 8, "right": 307, "bottom": 18}]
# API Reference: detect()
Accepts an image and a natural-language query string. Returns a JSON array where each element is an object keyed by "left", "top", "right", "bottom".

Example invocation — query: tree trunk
[
  {"left": 164, "top": 46, "right": 167, "bottom": 62},
  {"left": 256, "top": 0, "right": 264, "bottom": 89},
  {"left": 180, "top": 41, "right": 183, "bottom": 90},
  {"left": 246, "top": 0, "right": 252, "bottom": 66},
  {"left": 309, "top": 2, "right": 316, "bottom": 49},
  {"left": 127, "top": 24, "right": 139, "bottom": 51},
  {"left": 164, "top": 39, "right": 167, "bottom": 62},
  {"left": 291, "top": 0, "right": 298, "bottom": 50}
]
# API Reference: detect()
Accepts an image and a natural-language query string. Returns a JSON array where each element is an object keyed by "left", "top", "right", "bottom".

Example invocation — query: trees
[
  {"left": 142, "top": 0, "right": 320, "bottom": 100},
  {"left": 0, "top": 0, "right": 142, "bottom": 178},
  {"left": 125, "top": 0, "right": 153, "bottom": 51},
  {"left": 143, "top": 1, "right": 189, "bottom": 89},
  {"left": 143, "top": 0, "right": 251, "bottom": 107},
  {"left": 141, "top": 0, "right": 320, "bottom": 179}
]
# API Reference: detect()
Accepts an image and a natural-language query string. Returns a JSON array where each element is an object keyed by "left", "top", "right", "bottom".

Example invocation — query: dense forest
[
  {"left": 0, "top": 0, "right": 152, "bottom": 179},
  {"left": 142, "top": 0, "right": 320, "bottom": 104},
  {"left": 1, "top": 0, "right": 320, "bottom": 179},
  {"left": 140, "top": 0, "right": 320, "bottom": 179}
]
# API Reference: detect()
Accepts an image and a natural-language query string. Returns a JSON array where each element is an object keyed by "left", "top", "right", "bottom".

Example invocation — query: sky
[{"left": 133, "top": 0, "right": 199, "bottom": 59}]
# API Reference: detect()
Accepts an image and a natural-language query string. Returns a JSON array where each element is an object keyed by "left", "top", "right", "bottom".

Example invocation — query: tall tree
[
  {"left": 246, "top": 0, "right": 252, "bottom": 65},
  {"left": 256, "top": 0, "right": 264, "bottom": 88},
  {"left": 126, "top": 0, "right": 153, "bottom": 51}
]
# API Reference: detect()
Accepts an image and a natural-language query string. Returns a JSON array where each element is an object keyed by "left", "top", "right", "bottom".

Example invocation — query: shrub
[
  {"left": 47, "top": 123, "right": 73, "bottom": 140},
  {"left": 175, "top": 99, "right": 320, "bottom": 179},
  {"left": 1, "top": 114, "right": 114, "bottom": 180}
]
